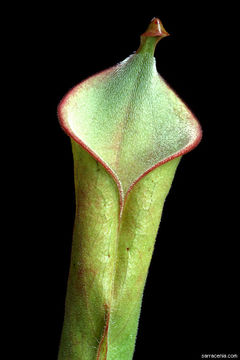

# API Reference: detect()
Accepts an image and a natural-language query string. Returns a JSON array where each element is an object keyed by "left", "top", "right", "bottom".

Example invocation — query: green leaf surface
[
  {"left": 58, "top": 142, "right": 181, "bottom": 360},
  {"left": 57, "top": 17, "right": 202, "bottom": 360},
  {"left": 58, "top": 20, "right": 201, "bottom": 205}
]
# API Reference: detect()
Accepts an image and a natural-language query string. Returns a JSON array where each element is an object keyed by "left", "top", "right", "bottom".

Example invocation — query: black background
[{"left": 12, "top": 2, "right": 239, "bottom": 360}]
